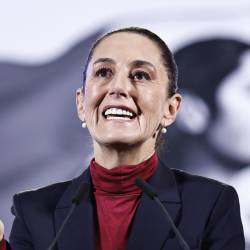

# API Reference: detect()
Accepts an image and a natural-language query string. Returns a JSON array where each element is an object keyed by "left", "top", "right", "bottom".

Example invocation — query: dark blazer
[{"left": 9, "top": 158, "right": 245, "bottom": 250}]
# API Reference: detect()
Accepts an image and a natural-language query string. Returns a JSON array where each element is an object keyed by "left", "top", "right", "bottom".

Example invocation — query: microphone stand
[
  {"left": 135, "top": 177, "right": 191, "bottom": 250},
  {"left": 47, "top": 183, "right": 89, "bottom": 250}
]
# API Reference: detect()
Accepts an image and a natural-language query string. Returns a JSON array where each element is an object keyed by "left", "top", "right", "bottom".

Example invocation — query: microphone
[
  {"left": 135, "top": 177, "right": 191, "bottom": 250},
  {"left": 47, "top": 183, "right": 89, "bottom": 250}
]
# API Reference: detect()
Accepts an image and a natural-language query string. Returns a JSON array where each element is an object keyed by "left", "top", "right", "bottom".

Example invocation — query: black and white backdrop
[{"left": 0, "top": 0, "right": 249, "bottom": 246}]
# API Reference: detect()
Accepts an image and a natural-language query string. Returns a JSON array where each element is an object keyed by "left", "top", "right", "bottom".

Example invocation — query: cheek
[
  {"left": 138, "top": 90, "right": 165, "bottom": 124},
  {"left": 85, "top": 84, "right": 100, "bottom": 105},
  {"left": 84, "top": 84, "right": 105, "bottom": 121}
]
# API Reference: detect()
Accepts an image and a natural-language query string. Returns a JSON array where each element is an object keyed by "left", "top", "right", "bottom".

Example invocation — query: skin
[
  {"left": 76, "top": 32, "right": 182, "bottom": 169},
  {"left": 0, "top": 219, "right": 3, "bottom": 241}
]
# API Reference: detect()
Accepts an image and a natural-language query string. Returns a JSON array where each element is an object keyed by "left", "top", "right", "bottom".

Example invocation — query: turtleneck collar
[{"left": 90, "top": 152, "right": 158, "bottom": 195}]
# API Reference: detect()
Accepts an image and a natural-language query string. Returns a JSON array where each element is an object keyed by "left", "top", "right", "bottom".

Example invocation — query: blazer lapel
[
  {"left": 54, "top": 168, "right": 97, "bottom": 250},
  {"left": 127, "top": 159, "right": 182, "bottom": 250}
]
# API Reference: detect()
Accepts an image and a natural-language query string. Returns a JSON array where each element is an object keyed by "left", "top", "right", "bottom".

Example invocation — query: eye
[
  {"left": 95, "top": 67, "right": 113, "bottom": 79},
  {"left": 129, "top": 71, "right": 151, "bottom": 81}
]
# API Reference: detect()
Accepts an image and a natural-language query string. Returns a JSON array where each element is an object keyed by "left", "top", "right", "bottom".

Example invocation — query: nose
[
  {"left": 109, "top": 87, "right": 128, "bottom": 98},
  {"left": 108, "top": 70, "right": 131, "bottom": 98}
]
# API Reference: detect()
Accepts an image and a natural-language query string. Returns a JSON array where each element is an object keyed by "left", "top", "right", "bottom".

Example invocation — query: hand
[{"left": 0, "top": 219, "right": 4, "bottom": 241}]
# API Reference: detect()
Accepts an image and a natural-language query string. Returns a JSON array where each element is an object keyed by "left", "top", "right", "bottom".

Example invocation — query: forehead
[{"left": 91, "top": 32, "right": 163, "bottom": 66}]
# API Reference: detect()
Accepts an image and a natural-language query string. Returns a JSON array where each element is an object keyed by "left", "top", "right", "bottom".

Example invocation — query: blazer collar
[
  {"left": 148, "top": 157, "right": 181, "bottom": 203},
  {"left": 126, "top": 157, "right": 182, "bottom": 250},
  {"left": 55, "top": 168, "right": 92, "bottom": 209},
  {"left": 54, "top": 157, "right": 181, "bottom": 250},
  {"left": 55, "top": 156, "right": 181, "bottom": 207},
  {"left": 54, "top": 168, "right": 96, "bottom": 250}
]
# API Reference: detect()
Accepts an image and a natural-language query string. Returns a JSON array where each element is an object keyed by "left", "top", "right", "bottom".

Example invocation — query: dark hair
[{"left": 82, "top": 27, "right": 178, "bottom": 97}]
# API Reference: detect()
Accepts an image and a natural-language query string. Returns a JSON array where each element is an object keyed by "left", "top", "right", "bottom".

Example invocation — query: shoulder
[
  {"left": 158, "top": 169, "right": 244, "bottom": 247},
  {"left": 170, "top": 167, "right": 239, "bottom": 208},
  {"left": 12, "top": 179, "right": 72, "bottom": 216},
  {"left": 12, "top": 166, "right": 91, "bottom": 217},
  {"left": 171, "top": 167, "right": 236, "bottom": 191}
]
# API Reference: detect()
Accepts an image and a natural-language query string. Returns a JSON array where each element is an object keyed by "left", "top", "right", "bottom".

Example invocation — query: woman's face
[{"left": 77, "top": 32, "right": 180, "bottom": 149}]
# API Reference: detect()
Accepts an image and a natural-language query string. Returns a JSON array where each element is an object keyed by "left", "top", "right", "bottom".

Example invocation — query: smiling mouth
[{"left": 102, "top": 107, "right": 137, "bottom": 121}]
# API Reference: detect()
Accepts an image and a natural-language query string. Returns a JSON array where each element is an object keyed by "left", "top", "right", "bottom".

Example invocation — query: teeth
[
  {"left": 107, "top": 116, "right": 130, "bottom": 120},
  {"left": 104, "top": 108, "right": 134, "bottom": 117}
]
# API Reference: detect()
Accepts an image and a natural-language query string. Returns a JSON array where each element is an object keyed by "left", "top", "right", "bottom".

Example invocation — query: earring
[
  {"left": 81, "top": 121, "right": 87, "bottom": 128},
  {"left": 161, "top": 127, "right": 167, "bottom": 133}
]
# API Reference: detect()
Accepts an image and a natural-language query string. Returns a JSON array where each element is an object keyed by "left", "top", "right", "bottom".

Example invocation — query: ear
[
  {"left": 76, "top": 87, "right": 85, "bottom": 122},
  {"left": 161, "top": 93, "right": 182, "bottom": 127}
]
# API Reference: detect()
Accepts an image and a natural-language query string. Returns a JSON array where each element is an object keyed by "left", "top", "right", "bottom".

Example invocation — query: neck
[{"left": 93, "top": 140, "right": 156, "bottom": 169}]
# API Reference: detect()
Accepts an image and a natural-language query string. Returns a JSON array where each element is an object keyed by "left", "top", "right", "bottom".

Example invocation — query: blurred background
[{"left": 0, "top": 0, "right": 249, "bottom": 246}]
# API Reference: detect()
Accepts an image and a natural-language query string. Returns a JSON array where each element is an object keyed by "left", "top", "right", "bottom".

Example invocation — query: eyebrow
[
  {"left": 130, "top": 60, "right": 156, "bottom": 70},
  {"left": 93, "top": 58, "right": 115, "bottom": 65},
  {"left": 93, "top": 58, "right": 156, "bottom": 70}
]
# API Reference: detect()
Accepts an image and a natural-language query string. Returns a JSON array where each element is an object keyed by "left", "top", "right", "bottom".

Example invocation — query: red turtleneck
[
  {"left": 0, "top": 238, "right": 6, "bottom": 250},
  {"left": 90, "top": 153, "right": 158, "bottom": 250}
]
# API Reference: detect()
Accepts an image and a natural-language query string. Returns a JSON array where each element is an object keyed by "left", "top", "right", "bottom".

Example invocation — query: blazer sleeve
[
  {"left": 203, "top": 185, "right": 245, "bottom": 250},
  {"left": 9, "top": 194, "right": 34, "bottom": 250}
]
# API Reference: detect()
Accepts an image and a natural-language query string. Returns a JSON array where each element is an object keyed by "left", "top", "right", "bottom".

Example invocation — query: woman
[{"left": 0, "top": 27, "right": 245, "bottom": 250}]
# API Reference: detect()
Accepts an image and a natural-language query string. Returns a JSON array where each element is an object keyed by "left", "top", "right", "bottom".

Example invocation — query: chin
[{"left": 98, "top": 135, "right": 142, "bottom": 148}]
